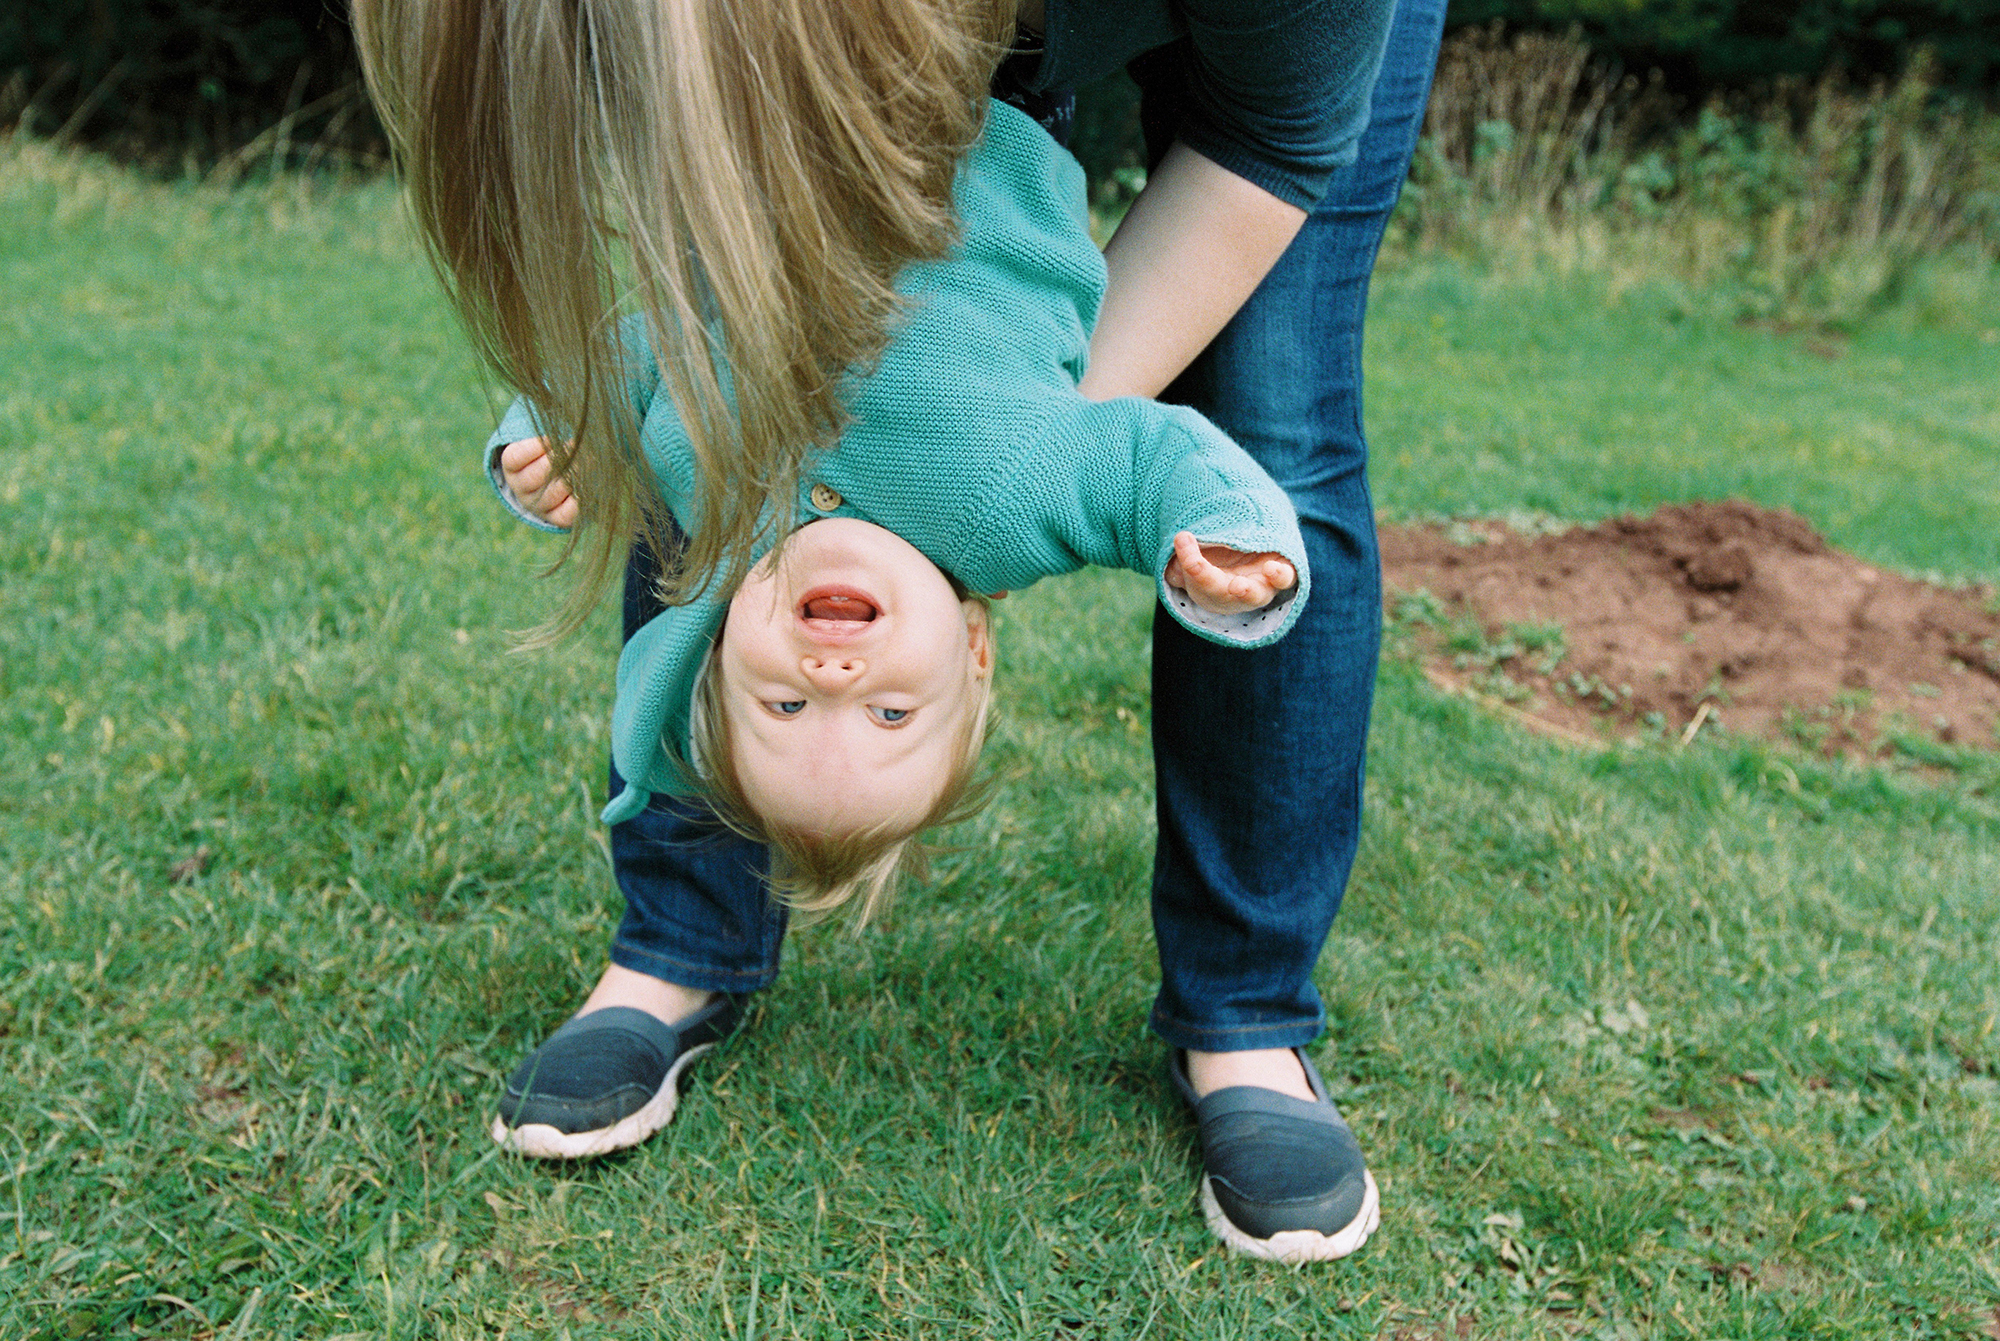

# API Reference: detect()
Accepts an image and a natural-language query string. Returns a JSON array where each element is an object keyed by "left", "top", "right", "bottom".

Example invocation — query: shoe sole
[
  {"left": 1199, "top": 1169, "right": 1381, "bottom": 1263},
  {"left": 489, "top": 1040, "right": 718, "bottom": 1160}
]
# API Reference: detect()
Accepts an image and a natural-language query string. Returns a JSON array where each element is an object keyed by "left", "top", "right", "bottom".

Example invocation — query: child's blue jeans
[{"left": 602, "top": 0, "right": 1448, "bottom": 1050}]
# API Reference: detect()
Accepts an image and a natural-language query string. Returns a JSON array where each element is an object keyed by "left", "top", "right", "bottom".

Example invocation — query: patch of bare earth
[{"left": 1381, "top": 500, "right": 2000, "bottom": 757}]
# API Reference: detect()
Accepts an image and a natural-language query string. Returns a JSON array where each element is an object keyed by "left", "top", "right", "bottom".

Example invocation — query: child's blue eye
[
  {"left": 770, "top": 701, "right": 805, "bottom": 716},
  {"left": 869, "top": 707, "right": 910, "bottom": 724}
]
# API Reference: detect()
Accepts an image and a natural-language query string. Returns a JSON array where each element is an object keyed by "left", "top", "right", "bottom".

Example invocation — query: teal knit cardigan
[{"left": 488, "top": 101, "right": 1309, "bottom": 824}]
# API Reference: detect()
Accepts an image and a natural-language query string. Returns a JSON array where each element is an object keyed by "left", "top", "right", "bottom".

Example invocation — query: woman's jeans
[
  {"left": 1138, "top": 0, "right": 1446, "bottom": 1050},
  {"left": 601, "top": 0, "right": 1448, "bottom": 1048}
]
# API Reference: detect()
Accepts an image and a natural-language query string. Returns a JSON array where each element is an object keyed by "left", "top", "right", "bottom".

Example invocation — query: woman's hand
[
  {"left": 499, "top": 436, "right": 578, "bottom": 529},
  {"left": 1164, "top": 531, "right": 1296, "bottom": 614}
]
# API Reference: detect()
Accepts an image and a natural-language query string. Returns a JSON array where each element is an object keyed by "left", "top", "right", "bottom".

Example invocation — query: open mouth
[{"left": 797, "top": 585, "right": 880, "bottom": 631}]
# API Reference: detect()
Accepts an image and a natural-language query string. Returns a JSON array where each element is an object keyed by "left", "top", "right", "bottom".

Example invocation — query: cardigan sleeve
[
  {"left": 479, "top": 316, "right": 667, "bottom": 531},
  {"left": 481, "top": 400, "right": 568, "bottom": 533},
  {"left": 1009, "top": 395, "right": 1310, "bottom": 648}
]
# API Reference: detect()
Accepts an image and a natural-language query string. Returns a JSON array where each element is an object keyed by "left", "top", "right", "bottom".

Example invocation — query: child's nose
[{"left": 800, "top": 654, "right": 864, "bottom": 688}]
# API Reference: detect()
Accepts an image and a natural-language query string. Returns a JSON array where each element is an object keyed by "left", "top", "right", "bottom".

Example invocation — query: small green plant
[
  {"left": 1392, "top": 588, "right": 1449, "bottom": 630},
  {"left": 1558, "top": 670, "right": 1629, "bottom": 710},
  {"left": 1470, "top": 668, "right": 1535, "bottom": 705},
  {"left": 1446, "top": 618, "right": 1500, "bottom": 663},
  {"left": 1506, "top": 620, "right": 1568, "bottom": 674},
  {"left": 1885, "top": 730, "right": 1972, "bottom": 770},
  {"left": 1779, "top": 691, "right": 1878, "bottom": 755},
  {"left": 1437, "top": 617, "right": 1570, "bottom": 681},
  {"left": 1783, "top": 704, "right": 1833, "bottom": 753}
]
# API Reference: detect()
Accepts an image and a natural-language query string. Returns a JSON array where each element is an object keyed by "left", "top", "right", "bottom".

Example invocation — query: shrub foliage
[
  {"left": 1, "top": 0, "right": 381, "bottom": 168},
  {"left": 1068, "top": 2, "right": 1998, "bottom": 218},
  {"left": 1400, "top": 25, "right": 2000, "bottom": 326},
  {"left": 1444, "top": 0, "right": 2000, "bottom": 97}
]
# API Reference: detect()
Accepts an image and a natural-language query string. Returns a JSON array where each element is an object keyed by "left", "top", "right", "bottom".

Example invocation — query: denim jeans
[
  {"left": 602, "top": 0, "right": 1447, "bottom": 1037},
  {"left": 1138, "top": 0, "right": 1447, "bottom": 1052},
  {"left": 605, "top": 538, "right": 785, "bottom": 994}
]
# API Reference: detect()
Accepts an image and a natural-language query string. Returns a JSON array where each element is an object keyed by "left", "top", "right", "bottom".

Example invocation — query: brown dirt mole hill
[{"left": 1380, "top": 500, "right": 2000, "bottom": 756}]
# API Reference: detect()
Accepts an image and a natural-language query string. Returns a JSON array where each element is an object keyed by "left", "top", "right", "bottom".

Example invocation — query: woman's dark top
[{"left": 1025, "top": 0, "right": 1396, "bottom": 209}]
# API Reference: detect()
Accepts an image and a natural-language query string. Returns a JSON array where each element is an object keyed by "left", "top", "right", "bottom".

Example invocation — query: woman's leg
[
  {"left": 1132, "top": 0, "right": 1446, "bottom": 1259},
  {"left": 1141, "top": 0, "right": 1446, "bottom": 1059}
]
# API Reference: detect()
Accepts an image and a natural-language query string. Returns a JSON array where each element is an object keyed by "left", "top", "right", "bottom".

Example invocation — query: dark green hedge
[
  {"left": 1067, "top": 2, "right": 1997, "bottom": 209},
  {"left": 1443, "top": 0, "right": 2000, "bottom": 96},
  {"left": 1, "top": 0, "right": 381, "bottom": 165},
  {"left": 5, "top": 0, "right": 1991, "bottom": 167}
]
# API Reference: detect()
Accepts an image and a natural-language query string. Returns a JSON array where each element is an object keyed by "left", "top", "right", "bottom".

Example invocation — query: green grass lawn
[
  {"left": 1365, "top": 259, "right": 2000, "bottom": 583},
  {"left": 3, "top": 144, "right": 1997, "bottom": 1339}
]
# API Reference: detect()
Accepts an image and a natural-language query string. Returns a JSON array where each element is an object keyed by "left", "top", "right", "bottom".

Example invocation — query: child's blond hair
[
  {"left": 686, "top": 599, "right": 996, "bottom": 925},
  {"left": 349, "top": 0, "right": 1016, "bottom": 636}
]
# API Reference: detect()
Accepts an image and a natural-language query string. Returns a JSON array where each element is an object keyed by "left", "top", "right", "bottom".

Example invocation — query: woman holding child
[{"left": 353, "top": 0, "right": 1446, "bottom": 1262}]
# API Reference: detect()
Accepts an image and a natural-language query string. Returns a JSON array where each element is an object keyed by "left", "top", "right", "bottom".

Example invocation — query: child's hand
[
  {"left": 1164, "top": 531, "right": 1297, "bottom": 615},
  {"left": 499, "top": 436, "right": 578, "bottom": 529}
]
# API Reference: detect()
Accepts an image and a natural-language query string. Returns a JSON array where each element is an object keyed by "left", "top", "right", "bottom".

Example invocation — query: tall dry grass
[{"left": 1399, "top": 25, "right": 2000, "bottom": 326}]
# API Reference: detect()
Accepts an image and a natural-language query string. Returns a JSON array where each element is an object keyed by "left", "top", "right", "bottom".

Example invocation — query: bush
[
  {"left": 1445, "top": 0, "right": 2000, "bottom": 100},
  {"left": 1399, "top": 25, "right": 2000, "bottom": 326},
  {"left": 0, "top": 0, "right": 381, "bottom": 171}
]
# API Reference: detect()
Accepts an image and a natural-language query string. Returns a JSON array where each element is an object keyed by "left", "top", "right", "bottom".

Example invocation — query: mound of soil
[{"left": 1380, "top": 500, "right": 2000, "bottom": 757}]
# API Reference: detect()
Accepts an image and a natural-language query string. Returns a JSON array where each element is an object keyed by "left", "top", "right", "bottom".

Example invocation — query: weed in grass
[
  {"left": 1438, "top": 616, "right": 1569, "bottom": 685},
  {"left": 1391, "top": 589, "right": 1449, "bottom": 630},
  {"left": 1781, "top": 698, "right": 1879, "bottom": 757},
  {"left": 1556, "top": 671, "right": 1629, "bottom": 712},
  {"left": 1509, "top": 622, "right": 1568, "bottom": 676},
  {"left": 1469, "top": 668, "right": 1534, "bottom": 706}
]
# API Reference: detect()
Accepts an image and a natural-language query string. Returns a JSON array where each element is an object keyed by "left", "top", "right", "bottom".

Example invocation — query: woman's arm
[{"left": 1075, "top": 141, "right": 1307, "bottom": 402}]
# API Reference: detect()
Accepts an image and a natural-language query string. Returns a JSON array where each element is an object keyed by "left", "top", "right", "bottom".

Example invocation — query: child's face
[{"left": 717, "top": 518, "right": 992, "bottom": 835}]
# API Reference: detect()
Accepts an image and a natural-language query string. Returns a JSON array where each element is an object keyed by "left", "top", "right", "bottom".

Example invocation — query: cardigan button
[{"left": 808, "top": 482, "right": 843, "bottom": 512}]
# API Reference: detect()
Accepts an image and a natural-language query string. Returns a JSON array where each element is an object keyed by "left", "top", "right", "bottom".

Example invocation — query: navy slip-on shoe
[
  {"left": 491, "top": 995, "right": 741, "bottom": 1159},
  {"left": 1170, "top": 1049, "right": 1381, "bottom": 1262}
]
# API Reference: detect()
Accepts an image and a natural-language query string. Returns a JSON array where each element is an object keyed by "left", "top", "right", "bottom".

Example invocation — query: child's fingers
[
  {"left": 1229, "top": 573, "right": 1270, "bottom": 606},
  {"left": 538, "top": 477, "right": 576, "bottom": 522},
  {"left": 1169, "top": 536, "right": 1297, "bottom": 613},
  {"left": 1172, "top": 531, "right": 1210, "bottom": 579},
  {"left": 510, "top": 454, "right": 554, "bottom": 495},
  {"left": 1188, "top": 569, "right": 1254, "bottom": 613},
  {"left": 498, "top": 436, "right": 549, "bottom": 474}
]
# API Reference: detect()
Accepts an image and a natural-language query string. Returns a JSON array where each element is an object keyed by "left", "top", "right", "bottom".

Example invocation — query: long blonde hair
[{"left": 350, "top": 0, "right": 1016, "bottom": 629}]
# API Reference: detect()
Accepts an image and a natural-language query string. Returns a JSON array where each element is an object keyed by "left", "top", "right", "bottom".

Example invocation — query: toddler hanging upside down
[{"left": 485, "top": 100, "right": 1311, "bottom": 923}]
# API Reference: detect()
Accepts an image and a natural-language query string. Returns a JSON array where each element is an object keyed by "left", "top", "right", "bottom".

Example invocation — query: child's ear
[{"left": 963, "top": 600, "right": 995, "bottom": 678}]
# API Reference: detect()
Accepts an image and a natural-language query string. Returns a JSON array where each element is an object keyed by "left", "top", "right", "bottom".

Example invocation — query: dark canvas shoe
[
  {"left": 491, "top": 995, "right": 741, "bottom": 1159},
  {"left": 1170, "top": 1049, "right": 1381, "bottom": 1262}
]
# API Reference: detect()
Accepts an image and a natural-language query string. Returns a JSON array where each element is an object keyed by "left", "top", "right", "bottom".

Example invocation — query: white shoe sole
[
  {"left": 1200, "top": 1169, "right": 1381, "bottom": 1263},
  {"left": 489, "top": 1041, "right": 717, "bottom": 1160}
]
